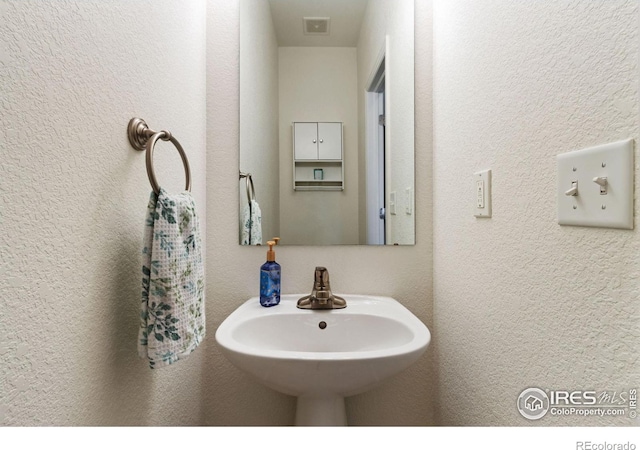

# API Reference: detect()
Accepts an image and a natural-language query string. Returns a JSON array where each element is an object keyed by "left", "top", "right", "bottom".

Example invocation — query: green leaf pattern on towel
[{"left": 139, "top": 189, "right": 205, "bottom": 368}]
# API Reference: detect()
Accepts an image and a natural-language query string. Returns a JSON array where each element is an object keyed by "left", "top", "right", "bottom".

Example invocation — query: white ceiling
[{"left": 268, "top": 0, "right": 369, "bottom": 47}]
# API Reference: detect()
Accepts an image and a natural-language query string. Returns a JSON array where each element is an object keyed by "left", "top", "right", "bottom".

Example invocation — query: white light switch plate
[
  {"left": 389, "top": 191, "right": 396, "bottom": 215},
  {"left": 557, "top": 139, "right": 634, "bottom": 229},
  {"left": 474, "top": 169, "right": 491, "bottom": 218}
]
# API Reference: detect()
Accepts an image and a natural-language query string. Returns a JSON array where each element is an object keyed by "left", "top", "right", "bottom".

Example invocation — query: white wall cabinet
[{"left": 293, "top": 122, "right": 344, "bottom": 190}]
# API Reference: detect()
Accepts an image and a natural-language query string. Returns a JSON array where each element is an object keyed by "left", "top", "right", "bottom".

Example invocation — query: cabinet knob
[
  {"left": 319, "top": 139, "right": 323, "bottom": 143},
  {"left": 313, "top": 139, "right": 316, "bottom": 143}
]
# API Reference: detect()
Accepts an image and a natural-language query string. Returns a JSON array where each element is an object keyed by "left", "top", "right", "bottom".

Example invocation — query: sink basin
[{"left": 215, "top": 294, "right": 431, "bottom": 426}]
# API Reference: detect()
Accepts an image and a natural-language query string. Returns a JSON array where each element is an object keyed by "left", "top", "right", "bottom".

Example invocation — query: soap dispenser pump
[{"left": 260, "top": 240, "right": 281, "bottom": 307}]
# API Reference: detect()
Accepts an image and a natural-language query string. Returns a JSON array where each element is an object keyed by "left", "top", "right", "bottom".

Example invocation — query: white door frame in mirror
[{"left": 365, "top": 41, "right": 387, "bottom": 245}]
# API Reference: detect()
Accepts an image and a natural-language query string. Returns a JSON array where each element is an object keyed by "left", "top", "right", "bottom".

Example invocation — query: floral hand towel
[
  {"left": 139, "top": 188, "right": 205, "bottom": 368},
  {"left": 241, "top": 199, "right": 262, "bottom": 245}
]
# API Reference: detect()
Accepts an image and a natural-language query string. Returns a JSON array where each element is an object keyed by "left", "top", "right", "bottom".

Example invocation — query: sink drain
[{"left": 318, "top": 321, "right": 327, "bottom": 330}]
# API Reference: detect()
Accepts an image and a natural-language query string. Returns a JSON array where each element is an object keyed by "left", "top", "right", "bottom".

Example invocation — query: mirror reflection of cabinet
[
  {"left": 294, "top": 122, "right": 342, "bottom": 160},
  {"left": 293, "top": 122, "right": 344, "bottom": 190}
]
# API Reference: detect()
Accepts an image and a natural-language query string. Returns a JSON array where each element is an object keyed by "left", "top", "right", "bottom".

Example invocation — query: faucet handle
[
  {"left": 297, "top": 267, "right": 346, "bottom": 309},
  {"left": 314, "top": 267, "right": 330, "bottom": 289}
]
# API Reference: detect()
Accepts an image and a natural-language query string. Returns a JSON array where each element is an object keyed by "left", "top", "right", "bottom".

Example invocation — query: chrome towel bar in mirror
[{"left": 239, "top": 171, "right": 256, "bottom": 204}]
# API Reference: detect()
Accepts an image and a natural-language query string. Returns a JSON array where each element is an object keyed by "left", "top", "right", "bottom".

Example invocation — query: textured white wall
[
  {"left": 1, "top": 0, "right": 207, "bottom": 425},
  {"left": 433, "top": 0, "right": 640, "bottom": 426},
  {"left": 278, "top": 47, "right": 359, "bottom": 245},
  {"left": 205, "top": 0, "right": 434, "bottom": 425},
  {"left": 239, "top": 0, "right": 280, "bottom": 244}
]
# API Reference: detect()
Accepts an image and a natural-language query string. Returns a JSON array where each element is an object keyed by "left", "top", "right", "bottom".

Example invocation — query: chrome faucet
[{"left": 297, "top": 267, "right": 346, "bottom": 310}]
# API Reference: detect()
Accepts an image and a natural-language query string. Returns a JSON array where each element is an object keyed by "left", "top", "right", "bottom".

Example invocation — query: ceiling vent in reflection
[{"left": 303, "top": 17, "right": 330, "bottom": 35}]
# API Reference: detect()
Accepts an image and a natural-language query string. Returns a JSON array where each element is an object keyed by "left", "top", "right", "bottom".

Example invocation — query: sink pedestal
[{"left": 295, "top": 395, "right": 347, "bottom": 426}]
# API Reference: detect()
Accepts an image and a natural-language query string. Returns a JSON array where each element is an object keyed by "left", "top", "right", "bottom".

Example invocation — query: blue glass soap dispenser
[{"left": 260, "top": 238, "right": 280, "bottom": 307}]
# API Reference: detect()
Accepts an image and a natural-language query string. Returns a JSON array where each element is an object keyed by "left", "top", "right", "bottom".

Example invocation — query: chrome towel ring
[
  {"left": 127, "top": 117, "right": 191, "bottom": 195},
  {"left": 239, "top": 171, "right": 256, "bottom": 204}
]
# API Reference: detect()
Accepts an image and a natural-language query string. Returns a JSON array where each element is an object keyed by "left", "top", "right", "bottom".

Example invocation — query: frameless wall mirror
[{"left": 239, "top": 0, "right": 415, "bottom": 245}]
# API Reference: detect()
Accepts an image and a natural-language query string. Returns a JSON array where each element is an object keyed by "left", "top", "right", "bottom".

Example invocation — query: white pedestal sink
[{"left": 215, "top": 294, "right": 431, "bottom": 426}]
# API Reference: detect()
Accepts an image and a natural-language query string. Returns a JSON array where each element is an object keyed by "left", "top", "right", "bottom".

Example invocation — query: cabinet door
[
  {"left": 318, "top": 122, "right": 342, "bottom": 160},
  {"left": 294, "top": 123, "right": 318, "bottom": 160}
]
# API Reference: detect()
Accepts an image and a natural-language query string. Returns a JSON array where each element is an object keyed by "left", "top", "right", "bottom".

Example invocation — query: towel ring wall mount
[{"left": 128, "top": 117, "right": 191, "bottom": 194}]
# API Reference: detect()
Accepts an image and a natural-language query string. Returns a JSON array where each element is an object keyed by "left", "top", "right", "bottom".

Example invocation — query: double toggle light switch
[
  {"left": 564, "top": 177, "right": 608, "bottom": 197},
  {"left": 557, "top": 139, "right": 634, "bottom": 229}
]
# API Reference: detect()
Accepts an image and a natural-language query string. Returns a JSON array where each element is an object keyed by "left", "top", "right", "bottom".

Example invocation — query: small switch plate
[
  {"left": 389, "top": 191, "right": 396, "bottom": 215},
  {"left": 557, "top": 139, "right": 634, "bottom": 229},
  {"left": 474, "top": 169, "right": 492, "bottom": 218}
]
